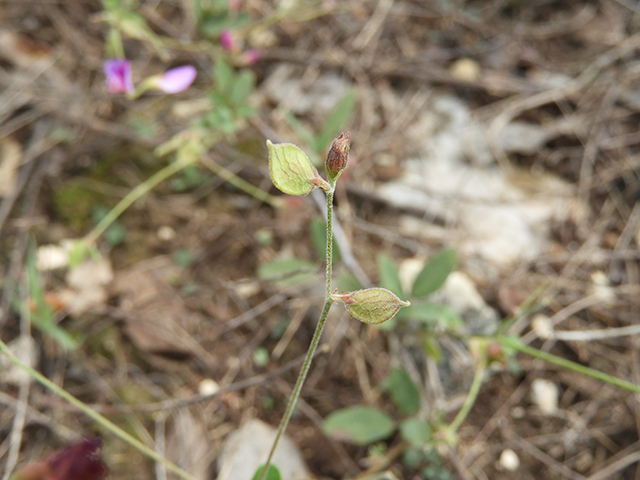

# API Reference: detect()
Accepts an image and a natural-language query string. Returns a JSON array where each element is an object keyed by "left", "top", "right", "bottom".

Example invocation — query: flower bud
[{"left": 325, "top": 132, "right": 350, "bottom": 181}]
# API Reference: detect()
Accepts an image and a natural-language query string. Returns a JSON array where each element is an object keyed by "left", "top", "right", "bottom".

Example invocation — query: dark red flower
[{"left": 15, "top": 437, "right": 107, "bottom": 480}]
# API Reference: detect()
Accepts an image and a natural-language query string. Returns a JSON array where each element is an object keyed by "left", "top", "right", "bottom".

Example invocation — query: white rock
[
  {"left": 217, "top": 418, "right": 311, "bottom": 480},
  {"left": 449, "top": 58, "right": 481, "bottom": 82},
  {"left": 61, "top": 258, "right": 114, "bottom": 316},
  {"left": 496, "top": 121, "right": 556, "bottom": 155},
  {"left": 0, "top": 336, "right": 39, "bottom": 385},
  {"left": 531, "top": 314, "right": 553, "bottom": 340},
  {"left": 262, "top": 64, "right": 351, "bottom": 116},
  {"left": 510, "top": 406, "right": 525, "bottom": 419},
  {"left": 377, "top": 93, "right": 586, "bottom": 272},
  {"left": 397, "top": 257, "right": 425, "bottom": 295},
  {"left": 36, "top": 244, "right": 69, "bottom": 271},
  {"left": 531, "top": 378, "right": 559, "bottom": 415},
  {"left": 589, "top": 270, "right": 615, "bottom": 303},
  {"left": 433, "top": 271, "right": 499, "bottom": 335},
  {"left": 66, "top": 258, "right": 113, "bottom": 290},
  {"left": 499, "top": 449, "right": 520, "bottom": 471},
  {"left": 235, "top": 282, "right": 261, "bottom": 299},
  {"left": 198, "top": 379, "right": 220, "bottom": 396},
  {"left": 157, "top": 225, "right": 176, "bottom": 241}
]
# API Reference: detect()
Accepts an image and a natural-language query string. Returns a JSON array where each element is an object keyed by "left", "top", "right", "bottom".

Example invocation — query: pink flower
[
  {"left": 154, "top": 65, "right": 197, "bottom": 93},
  {"left": 239, "top": 49, "right": 260, "bottom": 65},
  {"left": 103, "top": 59, "right": 134, "bottom": 94},
  {"left": 219, "top": 29, "right": 239, "bottom": 53},
  {"left": 14, "top": 437, "right": 107, "bottom": 480}
]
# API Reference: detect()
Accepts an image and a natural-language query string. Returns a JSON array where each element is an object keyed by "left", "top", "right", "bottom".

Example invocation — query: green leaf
[
  {"left": 333, "top": 288, "right": 410, "bottom": 325},
  {"left": 377, "top": 254, "right": 404, "bottom": 297},
  {"left": 26, "top": 242, "right": 78, "bottom": 350},
  {"left": 399, "top": 418, "right": 432, "bottom": 447},
  {"left": 336, "top": 271, "right": 362, "bottom": 293},
  {"left": 411, "top": 248, "right": 457, "bottom": 298},
  {"left": 310, "top": 217, "right": 341, "bottom": 263},
  {"left": 236, "top": 105, "right": 256, "bottom": 119},
  {"left": 251, "top": 464, "right": 282, "bottom": 480},
  {"left": 423, "top": 336, "right": 443, "bottom": 362},
  {"left": 257, "top": 258, "right": 318, "bottom": 286},
  {"left": 118, "top": 12, "right": 168, "bottom": 59},
  {"left": 253, "top": 346, "right": 270, "bottom": 367},
  {"left": 267, "top": 140, "right": 324, "bottom": 195},
  {"left": 316, "top": 89, "right": 357, "bottom": 151},
  {"left": 403, "top": 447, "right": 424, "bottom": 468},
  {"left": 105, "top": 223, "right": 127, "bottom": 246},
  {"left": 172, "top": 248, "right": 195, "bottom": 267},
  {"left": 230, "top": 70, "right": 256, "bottom": 107},
  {"left": 68, "top": 240, "right": 91, "bottom": 268},
  {"left": 388, "top": 367, "right": 420, "bottom": 415},
  {"left": 404, "top": 303, "right": 463, "bottom": 330},
  {"left": 324, "top": 406, "right": 395, "bottom": 445},
  {"left": 214, "top": 58, "right": 234, "bottom": 95},
  {"left": 283, "top": 113, "right": 315, "bottom": 150}
]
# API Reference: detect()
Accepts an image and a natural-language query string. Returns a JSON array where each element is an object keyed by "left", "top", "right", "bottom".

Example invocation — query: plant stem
[
  {"left": 0, "top": 338, "right": 197, "bottom": 480},
  {"left": 258, "top": 188, "right": 335, "bottom": 480},
  {"left": 84, "top": 157, "right": 195, "bottom": 246},
  {"left": 499, "top": 336, "right": 640, "bottom": 394},
  {"left": 446, "top": 350, "right": 487, "bottom": 437},
  {"left": 325, "top": 189, "right": 334, "bottom": 296},
  {"left": 200, "top": 156, "right": 276, "bottom": 206}
]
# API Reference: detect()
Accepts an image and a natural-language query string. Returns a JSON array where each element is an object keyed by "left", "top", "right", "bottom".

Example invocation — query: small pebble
[
  {"left": 510, "top": 406, "right": 525, "bottom": 419},
  {"left": 531, "top": 314, "right": 553, "bottom": 340},
  {"left": 499, "top": 449, "right": 520, "bottom": 471},
  {"left": 157, "top": 226, "right": 176, "bottom": 241},
  {"left": 450, "top": 57, "right": 481, "bottom": 82},
  {"left": 235, "top": 282, "right": 260, "bottom": 299},
  {"left": 589, "top": 270, "right": 615, "bottom": 303},
  {"left": 36, "top": 244, "right": 69, "bottom": 270},
  {"left": 531, "top": 378, "right": 559, "bottom": 415},
  {"left": 198, "top": 378, "right": 220, "bottom": 396},
  {"left": 398, "top": 257, "right": 426, "bottom": 295}
]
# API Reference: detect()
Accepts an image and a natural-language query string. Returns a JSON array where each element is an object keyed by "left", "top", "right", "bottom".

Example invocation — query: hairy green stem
[
  {"left": 258, "top": 187, "right": 335, "bottom": 480},
  {"left": 84, "top": 158, "right": 194, "bottom": 245},
  {"left": 0, "top": 338, "right": 197, "bottom": 480},
  {"left": 200, "top": 156, "right": 276, "bottom": 206},
  {"left": 499, "top": 336, "right": 640, "bottom": 394},
  {"left": 84, "top": 154, "right": 275, "bottom": 247},
  {"left": 446, "top": 351, "right": 487, "bottom": 437}
]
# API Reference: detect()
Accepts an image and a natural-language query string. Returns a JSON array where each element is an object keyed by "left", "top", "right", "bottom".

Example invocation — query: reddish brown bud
[{"left": 325, "top": 132, "right": 350, "bottom": 180}]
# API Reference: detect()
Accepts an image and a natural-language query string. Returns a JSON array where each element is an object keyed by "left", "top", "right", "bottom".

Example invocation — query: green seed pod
[
  {"left": 332, "top": 288, "right": 410, "bottom": 325},
  {"left": 267, "top": 140, "right": 329, "bottom": 195}
]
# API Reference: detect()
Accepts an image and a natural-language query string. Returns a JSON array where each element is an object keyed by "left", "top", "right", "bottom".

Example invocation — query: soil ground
[{"left": 2, "top": 1, "right": 640, "bottom": 480}]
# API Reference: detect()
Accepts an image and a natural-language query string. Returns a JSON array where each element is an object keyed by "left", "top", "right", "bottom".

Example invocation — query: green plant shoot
[{"left": 256, "top": 133, "right": 410, "bottom": 480}]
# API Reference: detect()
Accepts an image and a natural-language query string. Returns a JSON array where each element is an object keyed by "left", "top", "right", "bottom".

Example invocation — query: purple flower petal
[
  {"left": 240, "top": 49, "right": 260, "bottom": 65},
  {"left": 157, "top": 65, "right": 197, "bottom": 93},
  {"left": 219, "top": 29, "right": 238, "bottom": 52},
  {"left": 103, "top": 59, "right": 134, "bottom": 94}
]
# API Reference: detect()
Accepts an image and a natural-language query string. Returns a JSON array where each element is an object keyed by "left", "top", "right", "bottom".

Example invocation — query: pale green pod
[
  {"left": 332, "top": 288, "right": 410, "bottom": 325},
  {"left": 267, "top": 140, "right": 327, "bottom": 195}
]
